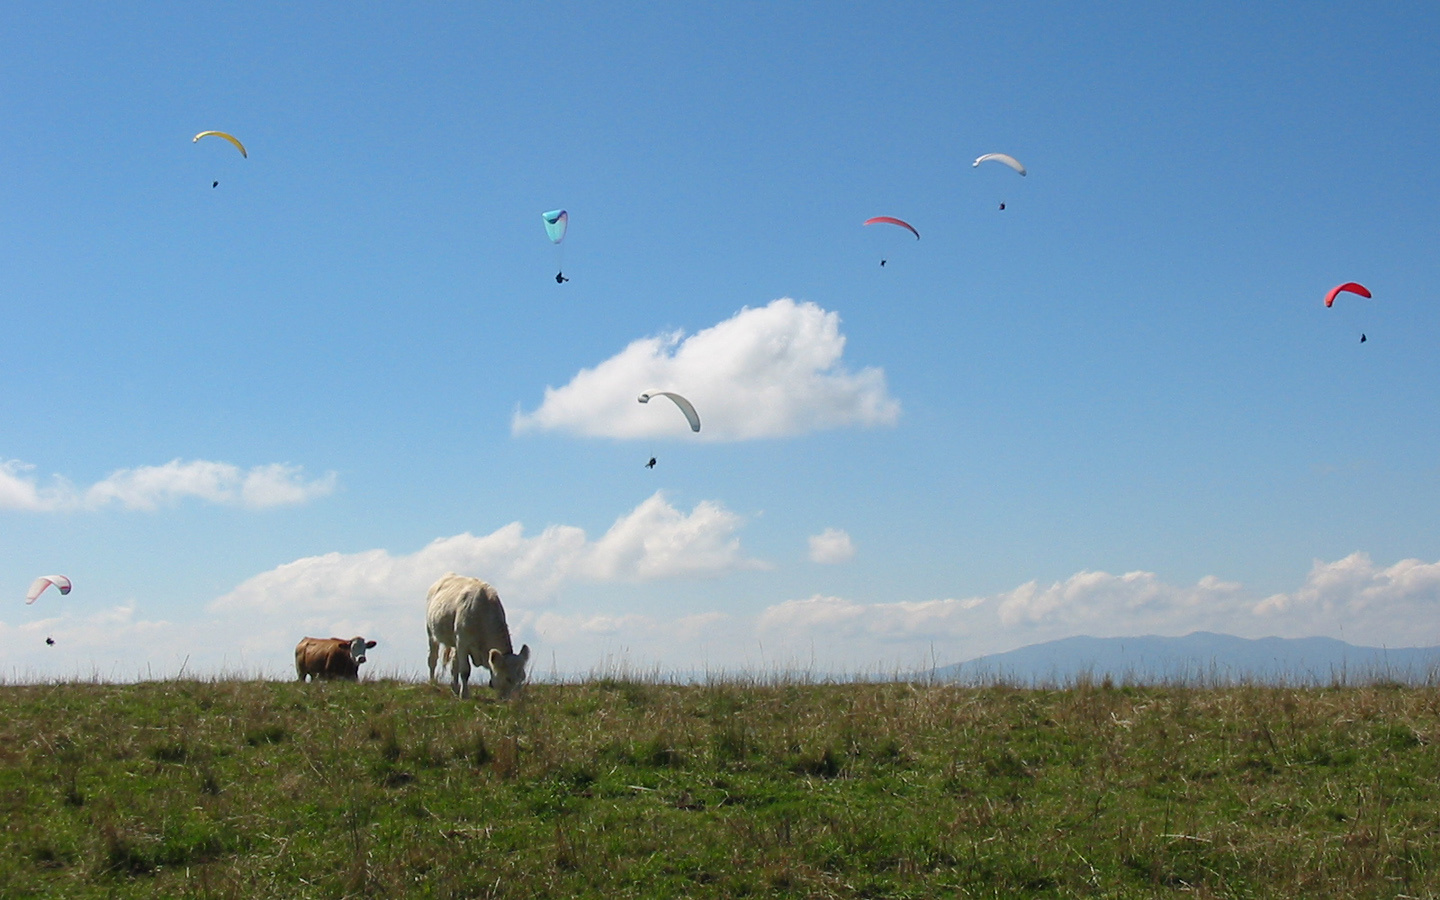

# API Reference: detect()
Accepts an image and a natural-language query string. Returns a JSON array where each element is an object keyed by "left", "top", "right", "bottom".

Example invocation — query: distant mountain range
[{"left": 932, "top": 632, "right": 1440, "bottom": 686}]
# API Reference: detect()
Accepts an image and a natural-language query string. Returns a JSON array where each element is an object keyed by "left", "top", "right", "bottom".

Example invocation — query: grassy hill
[{"left": 1, "top": 677, "right": 1438, "bottom": 898}]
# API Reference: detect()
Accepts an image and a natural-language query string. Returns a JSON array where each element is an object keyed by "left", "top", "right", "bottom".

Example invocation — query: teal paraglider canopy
[{"left": 542, "top": 209, "right": 568, "bottom": 244}]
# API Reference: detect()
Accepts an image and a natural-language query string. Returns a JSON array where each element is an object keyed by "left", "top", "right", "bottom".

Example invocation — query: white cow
[{"left": 426, "top": 573, "right": 530, "bottom": 699}]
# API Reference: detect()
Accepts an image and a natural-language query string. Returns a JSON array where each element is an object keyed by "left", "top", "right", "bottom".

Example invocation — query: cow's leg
[
  {"left": 453, "top": 640, "right": 471, "bottom": 699},
  {"left": 478, "top": 649, "right": 495, "bottom": 690}
]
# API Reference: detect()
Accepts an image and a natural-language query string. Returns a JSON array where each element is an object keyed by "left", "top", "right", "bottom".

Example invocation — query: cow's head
[
  {"left": 487, "top": 644, "right": 530, "bottom": 699},
  {"left": 348, "top": 637, "right": 378, "bottom": 666}
]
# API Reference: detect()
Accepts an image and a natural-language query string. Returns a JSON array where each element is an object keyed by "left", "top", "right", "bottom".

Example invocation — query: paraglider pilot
[
  {"left": 556, "top": 271, "right": 569, "bottom": 284},
  {"left": 645, "top": 458, "right": 657, "bottom": 469}
]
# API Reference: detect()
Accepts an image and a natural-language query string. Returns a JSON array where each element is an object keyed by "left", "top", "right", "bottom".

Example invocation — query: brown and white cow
[
  {"left": 295, "top": 636, "right": 377, "bottom": 682},
  {"left": 426, "top": 573, "right": 529, "bottom": 699}
]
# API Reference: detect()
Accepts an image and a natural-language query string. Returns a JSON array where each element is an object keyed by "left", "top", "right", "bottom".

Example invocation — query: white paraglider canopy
[
  {"left": 26, "top": 575, "right": 71, "bottom": 604},
  {"left": 638, "top": 392, "right": 701, "bottom": 432},
  {"left": 973, "top": 152, "right": 1026, "bottom": 175}
]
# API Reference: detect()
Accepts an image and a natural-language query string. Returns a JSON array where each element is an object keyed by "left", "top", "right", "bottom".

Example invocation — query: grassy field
[{"left": 1, "top": 676, "right": 1438, "bottom": 898}]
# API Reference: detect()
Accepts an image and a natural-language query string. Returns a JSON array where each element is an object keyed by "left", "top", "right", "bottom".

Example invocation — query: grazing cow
[
  {"left": 426, "top": 573, "right": 530, "bottom": 699},
  {"left": 295, "top": 636, "right": 377, "bottom": 682}
]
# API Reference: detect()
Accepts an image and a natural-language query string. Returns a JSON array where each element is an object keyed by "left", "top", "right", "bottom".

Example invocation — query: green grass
[{"left": 1, "top": 677, "right": 1439, "bottom": 898}]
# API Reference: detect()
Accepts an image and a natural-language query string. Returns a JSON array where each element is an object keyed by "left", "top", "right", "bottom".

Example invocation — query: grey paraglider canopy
[
  {"left": 638, "top": 392, "right": 701, "bottom": 432},
  {"left": 973, "top": 152, "right": 1026, "bottom": 175}
]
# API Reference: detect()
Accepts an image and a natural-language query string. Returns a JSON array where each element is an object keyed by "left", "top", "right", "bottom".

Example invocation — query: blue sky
[{"left": 5, "top": 2, "right": 1440, "bottom": 680}]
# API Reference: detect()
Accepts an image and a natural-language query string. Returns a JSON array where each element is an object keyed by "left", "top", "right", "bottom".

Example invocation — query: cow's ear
[
  {"left": 488, "top": 648, "right": 502, "bottom": 668},
  {"left": 366, "top": 640, "right": 377, "bottom": 648},
  {"left": 519, "top": 644, "right": 531, "bottom": 663}
]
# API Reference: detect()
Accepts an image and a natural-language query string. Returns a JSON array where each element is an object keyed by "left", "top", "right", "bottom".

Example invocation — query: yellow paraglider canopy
[{"left": 193, "top": 131, "right": 248, "bottom": 158}]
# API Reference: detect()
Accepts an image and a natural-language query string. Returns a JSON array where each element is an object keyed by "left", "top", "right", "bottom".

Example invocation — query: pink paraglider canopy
[{"left": 863, "top": 216, "right": 920, "bottom": 240}]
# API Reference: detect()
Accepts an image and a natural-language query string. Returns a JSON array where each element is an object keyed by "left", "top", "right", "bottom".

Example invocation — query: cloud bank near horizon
[
  {"left": 3, "top": 492, "right": 769, "bottom": 679},
  {"left": 7, "top": 546, "right": 1439, "bottom": 680},
  {"left": 752, "top": 553, "right": 1440, "bottom": 669},
  {"left": 0, "top": 458, "right": 337, "bottom": 512},
  {"left": 512, "top": 298, "right": 900, "bottom": 441}
]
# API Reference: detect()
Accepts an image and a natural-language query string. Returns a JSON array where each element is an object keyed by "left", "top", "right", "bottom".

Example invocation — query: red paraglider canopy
[
  {"left": 1324, "top": 282, "right": 1371, "bottom": 308},
  {"left": 863, "top": 216, "right": 920, "bottom": 239}
]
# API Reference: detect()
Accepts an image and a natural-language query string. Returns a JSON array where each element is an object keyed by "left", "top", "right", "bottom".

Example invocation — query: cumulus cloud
[
  {"left": 808, "top": 528, "right": 855, "bottom": 564},
  {"left": 994, "top": 571, "right": 1244, "bottom": 629},
  {"left": 752, "top": 560, "right": 1440, "bottom": 670},
  {"left": 0, "top": 458, "right": 336, "bottom": 511},
  {"left": 3, "top": 493, "right": 764, "bottom": 680},
  {"left": 1253, "top": 553, "right": 1440, "bottom": 643},
  {"left": 85, "top": 460, "right": 337, "bottom": 510},
  {"left": 13, "top": 551, "right": 1440, "bottom": 681},
  {"left": 0, "top": 460, "right": 71, "bottom": 511},
  {"left": 177, "top": 493, "right": 765, "bottom": 678},
  {"left": 512, "top": 298, "right": 900, "bottom": 441},
  {"left": 759, "top": 571, "right": 1249, "bottom": 654},
  {"left": 211, "top": 491, "right": 767, "bottom": 620}
]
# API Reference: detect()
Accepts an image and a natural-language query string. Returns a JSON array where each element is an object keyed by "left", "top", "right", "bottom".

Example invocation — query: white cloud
[
  {"left": 195, "top": 493, "right": 765, "bottom": 678},
  {"left": 4, "top": 493, "right": 766, "bottom": 681},
  {"left": 758, "top": 594, "right": 997, "bottom": 647},
  {"left": 759, "top": 594, "right": 868, "bottom": 631},
  {"left": 0, "top": 461, "right": 73, "bottom": 511},
  {"left": 11, "top": 551, "right": 1440, "bottom": 682},
  {"left": 1253, "top": 553, "right": 1440, "bottom": 643},
  {"left": 583, "top": 493, "right": 763, "bottom": 581},
  {"left": 749, "top": 560, "right": 1440, "bottom": 670},
  {"left": 0, "top": 458, "right": 336, "bottom": 511},
  {"left": 210, "top": 491, "right": 767, "bottom": 619},
  {"left": 534, "top": 611, "right": 729, "bottom": 643},
  {"left": 759, "top": 571, "right": 1250, "bottom": 655},
  {"left": 0, "top": 603, "right": 234, "bottom": 683},
  {"left": 994, "top": 570, "right": 1243, "bottom": 629},
  {"left": 85, "top": 460, "right": 337, "bottom": 510},
  {"left": 512, "top": 298, "right": 900, "bottom": 441},
  {"left": 808, "top": 527, "right": 855, "bottom": 564}
]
